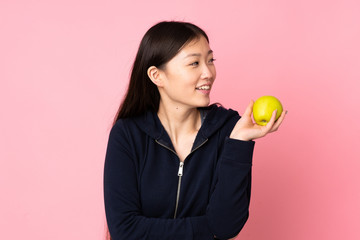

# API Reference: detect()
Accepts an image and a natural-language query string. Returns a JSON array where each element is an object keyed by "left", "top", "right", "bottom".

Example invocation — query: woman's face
[{"left": 158, "top": 35, "right": 216, "bottom": 109}]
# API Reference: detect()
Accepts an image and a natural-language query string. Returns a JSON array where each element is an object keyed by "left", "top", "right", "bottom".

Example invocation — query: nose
[{"left": 201, "top": 64, "right": 215, "bottom": 80}]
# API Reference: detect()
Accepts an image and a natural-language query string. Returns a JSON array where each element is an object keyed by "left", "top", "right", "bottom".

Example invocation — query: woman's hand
[{"left": 230, "top": 100, "right": 286, "bottom": 141}]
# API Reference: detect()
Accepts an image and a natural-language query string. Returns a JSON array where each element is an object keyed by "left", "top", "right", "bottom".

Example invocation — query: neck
[{"left": 157, "top": 101, "right": 201, "bottom": 144}]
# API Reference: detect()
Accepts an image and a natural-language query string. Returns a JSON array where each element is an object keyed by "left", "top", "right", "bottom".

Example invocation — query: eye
[
  {"left": 209, "top": 58, "right": 216, "bottom": 63},
  {"left": 190, "top": 61, "right": 199, "bottom": 66}
]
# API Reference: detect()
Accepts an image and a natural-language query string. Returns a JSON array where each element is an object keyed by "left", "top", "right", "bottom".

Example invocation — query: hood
[{"left": 133, "top": 104, "right": 239, "bottom": 141}]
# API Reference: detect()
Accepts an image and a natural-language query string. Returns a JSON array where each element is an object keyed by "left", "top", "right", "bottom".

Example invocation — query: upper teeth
[{"left": 197, "top": 85, "right": 210, "bottom": 90}]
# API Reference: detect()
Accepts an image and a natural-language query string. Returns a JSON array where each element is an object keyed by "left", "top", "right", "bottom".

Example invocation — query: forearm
[
  {"left": 207, "top": 137, "right": 254, "bottom": 239},
  {"left": 105, "top": 212, "right": 213, "bottom": 240}
]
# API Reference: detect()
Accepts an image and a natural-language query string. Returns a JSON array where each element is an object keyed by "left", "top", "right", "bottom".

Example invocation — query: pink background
[{"left": 1, "top": 0, "right": 359, "bottom": 239}]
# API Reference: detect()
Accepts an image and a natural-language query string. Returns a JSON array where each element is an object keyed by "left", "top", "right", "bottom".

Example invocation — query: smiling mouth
[{"left": 195, "top": 85, "right": 211, "bottom": 90}]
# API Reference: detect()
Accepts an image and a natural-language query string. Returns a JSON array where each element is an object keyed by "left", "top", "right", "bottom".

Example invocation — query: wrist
[{"left": 229, "top": 133, "right": 252, "bottom": 141}]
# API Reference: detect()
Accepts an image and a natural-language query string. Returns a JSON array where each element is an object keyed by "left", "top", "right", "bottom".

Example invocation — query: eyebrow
[{"left": 185, "top": 50, "right": 213, "bottom": 58}]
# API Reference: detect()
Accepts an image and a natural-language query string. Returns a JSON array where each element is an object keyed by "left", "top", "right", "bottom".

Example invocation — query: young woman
[{"left": 104, "top": 21, "right": 286, "bottom": 240}]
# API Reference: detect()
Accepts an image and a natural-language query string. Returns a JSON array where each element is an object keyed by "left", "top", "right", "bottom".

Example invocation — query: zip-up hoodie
[{"left": 104, "top": 104, "right": 255, "bottom": 240}]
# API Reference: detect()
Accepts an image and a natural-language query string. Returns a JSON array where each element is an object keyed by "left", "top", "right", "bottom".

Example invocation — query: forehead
[{"left": 177, "top": 36, "right": 211, "bottom": 57}]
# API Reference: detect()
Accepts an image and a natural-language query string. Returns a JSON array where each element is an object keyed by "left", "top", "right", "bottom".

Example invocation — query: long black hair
[{"left": 112, "top": 21, "right": 209, "bottom": 126}]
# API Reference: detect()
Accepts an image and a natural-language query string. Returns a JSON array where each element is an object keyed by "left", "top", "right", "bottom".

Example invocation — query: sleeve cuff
[{"left": 222, "top": 137, "right": 255, "bottom": 164}]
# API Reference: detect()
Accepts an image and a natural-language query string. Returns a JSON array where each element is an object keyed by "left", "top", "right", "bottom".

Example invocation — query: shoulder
[
  {"left": 110, "top": 118, "right": 133, "bottom": 136},
  {"left": 108, "top": 116, "right": 144, "bottom": 146},
  {"left": 106, "top": 117, "right": 149, "bottom": 163},
  {"left": 200, "top": 103, "right": 239, "bottom": 115},
  {"left": 202, "top": 103, "right": 240, "bottom": 122},
  {"left": 199, "top": 104, "right": 240, "bottom": 137}
]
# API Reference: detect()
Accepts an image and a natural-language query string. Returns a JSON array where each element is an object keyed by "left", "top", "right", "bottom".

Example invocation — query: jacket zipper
[
  {"left": 174, "top": 161, "right": 184, "bottom": 218},
  {"left": 155, "top": 138, "right": 208, "bottom": 218}
]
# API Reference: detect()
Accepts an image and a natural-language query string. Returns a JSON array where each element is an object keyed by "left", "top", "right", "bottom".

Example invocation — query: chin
[{"left": 196, "top": 99, "right": 211, "bottom": 107}]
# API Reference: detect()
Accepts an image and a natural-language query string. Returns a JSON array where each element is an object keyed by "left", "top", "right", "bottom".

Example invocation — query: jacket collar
[{"left": 133, "top": 104, "right": 238, "bottom": 151}]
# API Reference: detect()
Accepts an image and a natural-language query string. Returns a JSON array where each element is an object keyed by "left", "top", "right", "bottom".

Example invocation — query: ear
[{"left": 147, "top": 66, "right": 164, "bottom": 87}]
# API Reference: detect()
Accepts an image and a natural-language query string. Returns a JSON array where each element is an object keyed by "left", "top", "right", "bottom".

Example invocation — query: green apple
[{"left": 253, "top": 96, "right": 283, "bottom": 126}]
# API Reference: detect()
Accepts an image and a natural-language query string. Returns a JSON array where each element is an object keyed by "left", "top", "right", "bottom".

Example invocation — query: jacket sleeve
[
  {"left": 103, "top": 122, "right": 214, "bottom": 240},
  {"left": 206, "top": 137, "right": 254, "bottom": 240}
]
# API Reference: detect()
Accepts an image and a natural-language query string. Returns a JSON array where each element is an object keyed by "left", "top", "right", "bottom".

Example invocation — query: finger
[
  {"left": 264, "top": 109, "right": 277, "bottom": 132},
  {"left": 243, "top": 100, "right": 254, "bottom": 118},
  {"left": 270, "top": 110, "right": 287, "bottom": 132}
]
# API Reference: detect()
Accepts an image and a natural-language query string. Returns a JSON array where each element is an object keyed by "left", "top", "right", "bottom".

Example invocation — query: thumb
[{"left": 242, "top": 100, "right": 254, "bottom": 118}]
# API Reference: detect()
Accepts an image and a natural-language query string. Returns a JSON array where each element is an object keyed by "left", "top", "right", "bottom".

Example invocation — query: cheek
[
  {"left": 172, "top": 72, "right": 197, "bottom": 88},
  {"left": 212, "top": 65, "right": 217, "bottom": 77}
]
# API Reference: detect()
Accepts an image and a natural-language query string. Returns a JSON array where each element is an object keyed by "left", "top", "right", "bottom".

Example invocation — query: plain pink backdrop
[{"left": 1, "top": 0, "right": 359, "bottom": 239}]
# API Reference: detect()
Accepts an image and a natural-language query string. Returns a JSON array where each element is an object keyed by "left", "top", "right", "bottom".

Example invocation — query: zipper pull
[{"left": 178, "top": 162, "right": 184, "bottom": 176}]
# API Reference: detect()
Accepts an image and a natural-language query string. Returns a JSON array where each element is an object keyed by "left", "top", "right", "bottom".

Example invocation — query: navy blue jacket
[{"left": 104, "top": 104, "right": 255, "bottom": 240}]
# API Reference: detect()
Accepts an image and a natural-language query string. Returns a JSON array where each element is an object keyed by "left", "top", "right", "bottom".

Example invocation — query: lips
[
  {"left": 195, "top": 84, "right": 212, "bottom": 95},
  {"left": 195, "top": 84, "right": 211, "bottom": 90}
]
